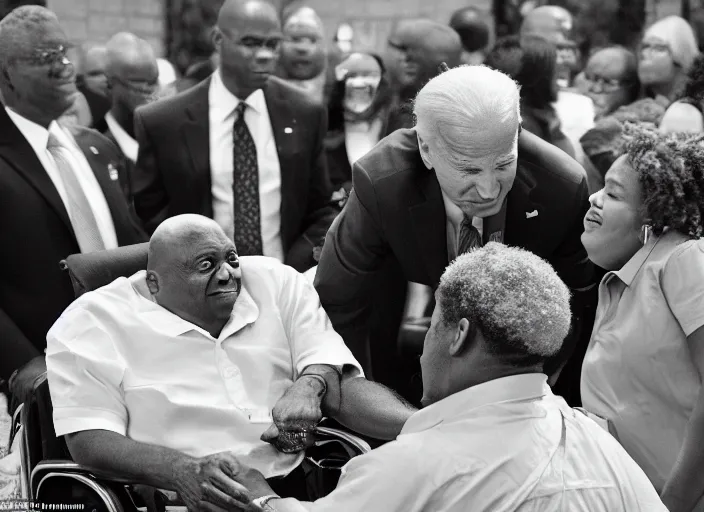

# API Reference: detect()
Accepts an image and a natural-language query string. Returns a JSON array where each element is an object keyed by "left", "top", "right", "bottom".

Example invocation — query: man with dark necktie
[
  {"left": 133, "top": 0, "right": 336, "bottom": 272},
  {"left": 315, "top": 65, "right": 598, "bottom": 404},
  {"left": 0, "top": 6, "right": 146, "bottom": 406}
]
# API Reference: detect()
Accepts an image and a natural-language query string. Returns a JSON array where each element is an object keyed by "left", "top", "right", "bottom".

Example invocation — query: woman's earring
[{"left": 640, "top": 224, "right": 652, "bottom": 246}]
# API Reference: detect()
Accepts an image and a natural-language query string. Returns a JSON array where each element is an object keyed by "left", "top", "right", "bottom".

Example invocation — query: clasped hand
[{"left": 261, "top": 378, "right": 324, "bottom": 453}]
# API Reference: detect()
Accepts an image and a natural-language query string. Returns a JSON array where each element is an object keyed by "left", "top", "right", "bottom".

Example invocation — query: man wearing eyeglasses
[
  {"left": 578, "top": 46, "right": 639, "bottom": 120},
  {"left": 101, "top": 32, "right": 160, "bottom": 204},
  {"left": 133, "top": 0, "right": 336, "bottom": 273},
  {"left": 0, "top": 6, "right": 146, "bottom": 409}
]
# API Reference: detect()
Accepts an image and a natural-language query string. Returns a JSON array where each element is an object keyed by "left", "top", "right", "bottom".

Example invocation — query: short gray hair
[
  {"left": 0, "top": 6, "right": 58, "bottom": 73},
  {"left": 413, "top": 65, "right": 521, "bottom": 168},
  {"left": 437, "top": 243, "right": 571, "bottom": 359}
]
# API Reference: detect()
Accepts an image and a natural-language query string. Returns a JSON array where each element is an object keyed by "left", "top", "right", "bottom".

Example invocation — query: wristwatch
[{"left": 252, "top": 494, "right": 281, "bottom": 509}]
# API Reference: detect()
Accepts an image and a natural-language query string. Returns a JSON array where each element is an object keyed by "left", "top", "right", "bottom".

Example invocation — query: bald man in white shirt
[{"left": 46, "top": 214, "right": 415, "bottom": 503}]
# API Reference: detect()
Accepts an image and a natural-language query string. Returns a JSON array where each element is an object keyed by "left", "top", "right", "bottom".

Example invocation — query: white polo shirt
[
  {"left": 273, "top": 374, "right": 665, "bottom": 511},
  {"left": 46, "top": 256, "right": 362, "bottom": 478}
]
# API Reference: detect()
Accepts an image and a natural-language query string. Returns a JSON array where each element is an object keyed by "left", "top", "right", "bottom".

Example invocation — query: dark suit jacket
[
  {"left": 133, "top": 75, "right": 336, "bottom": 272},
  {"left": 0, "top": 107, "right": 147, "bottom": 380},
  {"left": 314, "top": 128, "right": 597, "bottom": 375},
  {"left": 100, "top": 125, "right": 135, "bottom": 206}
]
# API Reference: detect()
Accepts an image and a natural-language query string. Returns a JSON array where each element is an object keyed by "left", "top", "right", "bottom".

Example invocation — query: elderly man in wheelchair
[{"left": 31, "top": 214, "right": 415, "bottom": 509}]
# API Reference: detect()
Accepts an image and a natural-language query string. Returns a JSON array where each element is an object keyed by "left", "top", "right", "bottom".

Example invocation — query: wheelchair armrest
[
  {"left": 31, "top": 460, "right": 135, "bottom": 492},
  {"left": 313, "top": 426, "right": 372, "bottom": 455}
]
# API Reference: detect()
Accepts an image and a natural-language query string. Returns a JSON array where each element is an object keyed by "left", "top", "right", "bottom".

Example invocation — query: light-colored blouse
[{"left": 581, "top": 230, "right": 704, "bottom": 491}]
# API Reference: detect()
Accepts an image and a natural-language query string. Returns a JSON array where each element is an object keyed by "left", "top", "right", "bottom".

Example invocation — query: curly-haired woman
[{"left": 580, "top": 124, "right": 704, "bottom": 511}]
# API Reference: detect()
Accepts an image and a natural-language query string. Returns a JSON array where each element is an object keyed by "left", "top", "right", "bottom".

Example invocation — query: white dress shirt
[
  {"left": 272, "top": 374, "right": 665, "bottom": 512},
  {"left": 104, "top": 112, "right": 139, "bottom": 163},
  {"left": 46, "top": 256, "right": 362, "bottom": 478},
  {"left": 209, "top": 70, "right": 284, "bottom": 261},
  {"left": 6, "top": 107, "right": 118, "bottom": 251}
]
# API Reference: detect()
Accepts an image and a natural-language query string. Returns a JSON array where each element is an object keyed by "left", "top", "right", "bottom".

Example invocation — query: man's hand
[
  {"left": 9, "top": 355, "right": 47, "bottom": 405},
  {"left": 261, "top": 376, "right": 325, "bottom": 453},
  {"left": 173, "top": 452, "right": 262, "bottom": 512}
]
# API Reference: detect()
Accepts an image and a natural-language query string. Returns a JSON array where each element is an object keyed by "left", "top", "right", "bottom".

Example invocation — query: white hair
[
  {"left": 413, "top": 65, "right": 521, "bottom": 168},
  {"left": 438, "top": 242, "right": 571, "bottom": 359}
]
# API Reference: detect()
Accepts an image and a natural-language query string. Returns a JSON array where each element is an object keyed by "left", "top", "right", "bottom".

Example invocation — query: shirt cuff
[{"left": 53, "top": 406, "right": 127, "bottom": 437}]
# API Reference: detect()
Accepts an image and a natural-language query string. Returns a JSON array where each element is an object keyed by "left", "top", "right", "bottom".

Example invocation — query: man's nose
[
  {"left": 215, "top": 262, "right": 236, "bottom": 281},
  {"left": 255, "top": 46, "right": 277, "bottom": 63},
  {"left": 475, "top": 173, "right": 500, "bottom": 199}
]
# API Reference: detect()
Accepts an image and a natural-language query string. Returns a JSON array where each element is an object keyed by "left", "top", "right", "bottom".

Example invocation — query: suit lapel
[
  {"left": 182, "top": 79, "right": 211, "bottom": 188},
  {"left": 505, "top": 163, "right": 540, "bottom": 248},
  {"left": 264, "top": 80, "right": 298, "bottom": 244},
  {"left": 0, "top": 109, "right": 73, "bottom": 234},
  {"left": 410, "top": 172, "right": 448, "bottom": 287},
  {"left": 70, "top": 128, "right": 124, "bottom": 216}
]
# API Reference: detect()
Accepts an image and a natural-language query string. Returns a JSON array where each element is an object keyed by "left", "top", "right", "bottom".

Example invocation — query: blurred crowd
[{"left": 2, "top": 0, "right": 704, "bottom": 510}]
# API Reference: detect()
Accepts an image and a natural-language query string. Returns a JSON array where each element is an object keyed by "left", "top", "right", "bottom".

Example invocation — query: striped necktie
[
  {"left": 47, "top": 132, "right": 105, "bottom": 253},
  {"left": 458, "top": 216, "right": 482, "bottom": 256},
  {"left": 232, "top": 102, "right": 263, "bottom": 255}
]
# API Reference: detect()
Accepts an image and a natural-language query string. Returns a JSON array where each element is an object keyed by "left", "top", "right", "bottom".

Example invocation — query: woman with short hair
[{"left": 580, "top": 124, "right": 704, "bottom": 511}]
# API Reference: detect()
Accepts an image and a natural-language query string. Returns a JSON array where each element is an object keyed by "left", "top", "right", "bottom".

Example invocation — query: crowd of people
[{"left": 1, "top": 0, "right": 704, "bottom": 510}]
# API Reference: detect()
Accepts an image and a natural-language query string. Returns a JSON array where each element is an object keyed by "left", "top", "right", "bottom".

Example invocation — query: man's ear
[
  {"left": 146, "top": 270, "right": 159, "bottom": 295},
  {"left": 211, "top": 26, "right": 223, "bottom": 53},
  {"left": 417, "top": 132, "right": 433, "bottom": 170},
  {"left": 448, "top": 318, "right": 475, "bottom": 357}
]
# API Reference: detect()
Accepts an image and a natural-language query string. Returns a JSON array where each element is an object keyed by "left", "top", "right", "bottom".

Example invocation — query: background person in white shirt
[
  {"left": 46, "top": 214, "right": 416, "bottom": 504},
  {"left": 227, "top": 243, "right": 666, "bottom": 512}
]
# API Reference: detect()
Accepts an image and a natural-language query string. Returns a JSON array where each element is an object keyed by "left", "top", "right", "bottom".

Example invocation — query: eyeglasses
[
  {"left": 584, "top": 75, "right": 629, "bottom": 93},
  {"left": 20, "top": 44, "right": 71, "bottom": 67},
  {"left": 640, "top": 42, "right": 671, "bottom": 57}
]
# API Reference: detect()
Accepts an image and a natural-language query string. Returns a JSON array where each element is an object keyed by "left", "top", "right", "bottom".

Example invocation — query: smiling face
[
  {"left": 148, "top": 223, "right": 243, "bottom": 335},
  {"left": 2, "top": 17, "right": 77, "bottom": 126},
  {"left": 420, "top": 127, "right": 519, "bottom": 218},
  {"left": 581, "top": 155, "right": 644, "bottom": 270}
]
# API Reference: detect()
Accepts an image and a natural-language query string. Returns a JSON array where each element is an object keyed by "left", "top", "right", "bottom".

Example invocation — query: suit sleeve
[
  {"left": 314, "top": 162, "right": 390, "bottom": 374},
  {"left": 133, "top": 109, "right": 169, "bottom": 234},
  {"left": 285, "top": 103, "right": 338, "bottom": 272},
  {"left": 544, "top": 176, "right": 600, "bottom": 386},
  {"left": 0, "top": 306, "right": 41, "bottom": 381}
]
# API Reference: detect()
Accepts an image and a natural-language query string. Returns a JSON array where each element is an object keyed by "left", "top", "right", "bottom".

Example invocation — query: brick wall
[{"left": 48, "top": 0, "right": 166, "bottom": 62}]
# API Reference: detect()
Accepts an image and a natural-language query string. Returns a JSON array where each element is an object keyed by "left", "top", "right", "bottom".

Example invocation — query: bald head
[
  {"left": 104, "top": 33, "right": 158, "bottom": 113},
  {"left": 520, "top": 5, "right": 573, "bottom": 44},
  {"left": 105, "top": 33, "right": 156, "bottom": 77},
  {"left": 388, "top": 19, "right": 462, "bottom": 91},
  {"left": 217, "top": 0, "right": 279, "bottom": 32},
  {"left": 147, "top": 215, "right": 242, "bottom": 337},
  {"left": 83, "top": 46, "right": 108, "bottom": 73},
  {"left": 148, "top": 215, "right": 224, "bottom": 271}
]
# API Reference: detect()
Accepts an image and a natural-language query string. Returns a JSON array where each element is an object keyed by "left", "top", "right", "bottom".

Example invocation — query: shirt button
[{"left": 224, "top": 367, "right": 239, "bottom": 378}]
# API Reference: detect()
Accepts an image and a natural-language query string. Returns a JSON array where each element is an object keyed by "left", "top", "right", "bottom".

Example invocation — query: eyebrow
[{"left": 605, "top": 178, "right": 624, "bottom": 190}]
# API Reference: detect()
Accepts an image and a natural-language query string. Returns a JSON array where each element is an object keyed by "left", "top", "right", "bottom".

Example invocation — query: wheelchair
[{"left": 9, "top": 242, "right": 373, "bottom": 511}]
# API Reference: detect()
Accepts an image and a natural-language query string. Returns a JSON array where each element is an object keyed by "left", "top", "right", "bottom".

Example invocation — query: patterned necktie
[
  {"left": 232, "top": 102, "right": 263, "bottom": 256},
  {"left": 47, "top": 132, "right": 105, "bottom": 253},
  {"left": 458, "top": 216, "right": 483, "bottom": 255}
]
